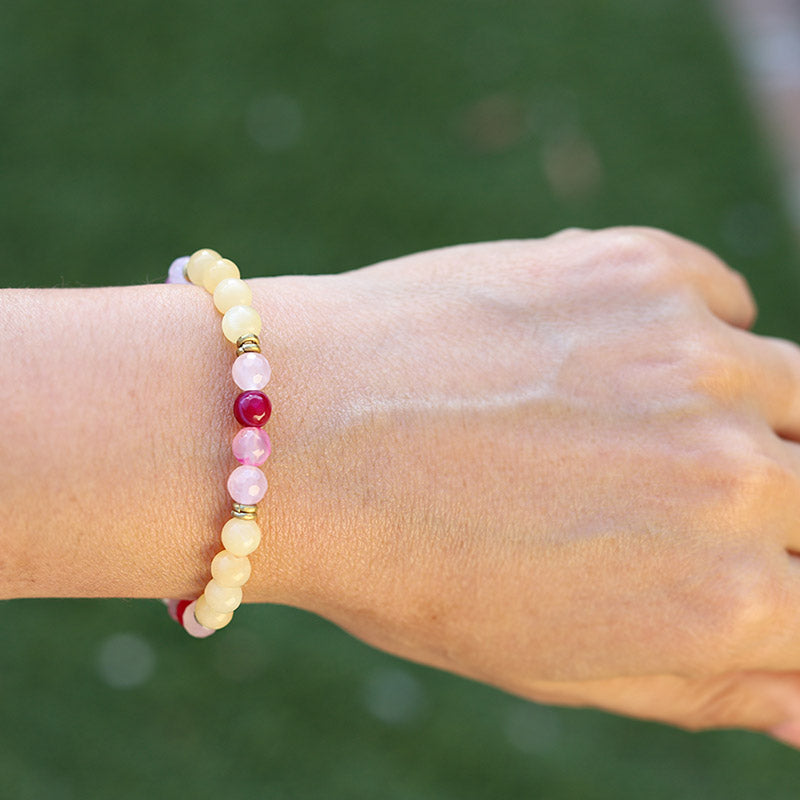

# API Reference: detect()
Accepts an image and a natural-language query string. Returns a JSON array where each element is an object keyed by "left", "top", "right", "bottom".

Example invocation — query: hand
[{"left": 260, "top": 227, "right": 800, "bottom": 743}]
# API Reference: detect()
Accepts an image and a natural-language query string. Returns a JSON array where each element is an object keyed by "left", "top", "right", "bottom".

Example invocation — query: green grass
[{"left": 2, "top": 1, "right": 800, "bottom": 798}]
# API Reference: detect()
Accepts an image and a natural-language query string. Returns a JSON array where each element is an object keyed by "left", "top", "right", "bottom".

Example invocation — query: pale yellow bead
[
  {"left": 195, "top": 595, "right": 234, "bottom": 630},
  {"left": 204, "top": 579, "right": 243, "bottom": 614},
  {"left": 203, "top": 258, "right": 240, "bottom": 293},
  {"left": 185, "top": 248, "right": 221, "bottom": 286},
  {"left": 211, "top": 549, "right": 252, "bottom": 587},
  {"left": 213, "top": 277, "right": 252, "bottom": 313},
  {"left": 222, "top": 305, "right": 262, "bottom": 343},
  {"left": 221, "top": 517, "right": 261, "bottom": 557}
]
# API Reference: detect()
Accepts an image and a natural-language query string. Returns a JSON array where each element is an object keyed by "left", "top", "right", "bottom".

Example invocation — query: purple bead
[
  {"left": 232, "top": 352, "right": 271, "bottom": 391},
  {"left": 233, "top": 391, "right": 272, "bottom": 427},
  {"left": 165, "top": 256, "right": 191, "bottom": 284},
  {"left": 227, "top": 465, "right": 268, "bottom": 504},
  {"left": 232, "top": 427, "right": 271, "bottom": 466}
]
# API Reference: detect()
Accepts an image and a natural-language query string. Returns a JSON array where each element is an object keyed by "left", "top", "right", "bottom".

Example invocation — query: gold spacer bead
[
  {"left": 235, "top": 333, "right": 261, "bottom": 356},
  {"left": 231, "top": 503, "right": 258, "bottom": 520}
]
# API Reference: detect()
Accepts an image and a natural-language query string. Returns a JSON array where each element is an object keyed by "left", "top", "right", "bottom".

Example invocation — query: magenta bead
[
  {"left": 227, "top": 465, "right": 268, "bottom": 504},
  {"left": 232, "top": 352, "right": 271, "bottom": 391},
  {"left": 232, "top": 427, "right": 271, "bottom": 466},
  {"left": 166, "top": 256, "right": 190, "bottom": 284},
  {"left": 234, "top": 390, "right": 272, "bottom": 427}
]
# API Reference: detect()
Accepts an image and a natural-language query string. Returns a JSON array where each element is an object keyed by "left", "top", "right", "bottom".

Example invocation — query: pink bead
[
  {"left": 181, "top": 599, "right": 216, "bottom": 638},
  {"left": 166, "top": 256, "right": 190, "bottom": 284},
  {"left": 232, "top": 427, "right": 271, "bottom": 466},
  {"left": 163, "top": 598, "right": 183, "bottom": 623},
  {"left": 232, "top": 352, "right": 271, "bottom": 391},
  {"left": 227, "top": 465, "right": 268, "bottom": 504}
]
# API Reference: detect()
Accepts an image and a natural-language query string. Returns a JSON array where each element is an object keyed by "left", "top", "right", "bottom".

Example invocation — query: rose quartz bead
[
  {"left": 181, "top": 599, "right": 216, "bottom": 638},
  {"left": 232, "top": 427, "right": 271, "bottom": 466},
  {"left": 163, "top": 598, "right": 183, "bottom": 622},
  {"left": 227, "top": 465, "right": 268, "bottom": 504},
  {"left": 232, "top": 352, "right": 271, "bottom": 391}
]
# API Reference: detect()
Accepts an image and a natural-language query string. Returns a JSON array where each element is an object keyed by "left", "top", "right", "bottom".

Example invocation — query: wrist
[{"left": 0, "top": 274, "right": 324, "bottom": 603}]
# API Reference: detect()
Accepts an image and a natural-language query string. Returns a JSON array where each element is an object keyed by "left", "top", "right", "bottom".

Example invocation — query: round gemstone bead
[
  {"left": 221, "top": 517, "right": 261, "bottom": 557},
  {"left": 227, "top": 465, "right": 267, "bottom": 504},
  {"left": 234, "top": 390, "right": 272, "bottom": 427},
  {"left": 203, "top": 579, "right": 243, "bottom": 614},
  {"left": 232, "top": 352, "right": 271, "bottom": 391},
  {"left": 166, "top": 598, "right": 191, "bottom": 624},
  {"left": 186, "top": 248, "right": 221, "bottom": 286},
  {"left": 203, "top": 258, "right": 240, "bottom": 293},
  {"left": 211, "top": 550, "right": 252, "bottom": 588},
  {"left": 214, "top": 277, "right": 252, "bottom": 313},
  {"left": 232, "top": 427, "right": 271, "bottom": 466},
  {"left": 166, "top": 256, "right": 191, "bottom": 284},
  {"left": 194, "top": 596, "right": 234, "bottom": 631},
  {"left": 182, "top": 599, "right": 218, "bottom": 637},
  {"left": 222, "top": 305, "right": 261, "bottom": 343}
]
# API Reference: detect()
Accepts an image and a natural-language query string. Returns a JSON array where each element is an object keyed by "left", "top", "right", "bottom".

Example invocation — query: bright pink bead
[
  {"left": 234, "top": 391, "right": 272, "bottom": 427},
  {"left": 227, "top": 465, "right": 268, "bottom": 504},
  {"left": 232, "top": 352, "right": 271, "bottom": 391},
  {"left": 232, "top": 427, "right": 271, "bottom": 466}
]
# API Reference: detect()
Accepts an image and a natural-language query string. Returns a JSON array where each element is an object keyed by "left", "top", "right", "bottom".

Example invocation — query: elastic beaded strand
[{"left": 162, "top": 248, "right": 271, "bottom": 637}]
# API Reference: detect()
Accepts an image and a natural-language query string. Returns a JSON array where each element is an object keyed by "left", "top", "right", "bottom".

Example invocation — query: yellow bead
[
  {"left": 185, "top": 248, "right": 221, "bottom": 286},
  {"left": 211, "top": 549, "right": 252, "bottom": 587},
  {"left": 213, "top": 277, "right": 252, "bottom": 313},
  {"left": 195, "top": 595, "right": 234, "bottom": 630},
  {"left": 204, "top": 579, "right": 243, "bottom": 613},
  {"left": 222, "top": 305, "right": 262, "bottom": 343},
  {"left": 220, "top": 517, "right": 261, "bottom": 557},
  {"left": 203, "top": 258, "right": 240, "bottom": 293}
]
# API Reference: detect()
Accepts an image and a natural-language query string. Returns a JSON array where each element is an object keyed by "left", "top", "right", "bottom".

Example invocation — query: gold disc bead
[
  {"left": 235, "top": 333, "right": 261, "bottom": 356},
  {"left": 231, "top": 503, "right": 258, "bottom": 520}
]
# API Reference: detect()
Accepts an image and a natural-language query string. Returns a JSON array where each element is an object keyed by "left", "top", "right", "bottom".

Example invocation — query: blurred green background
[{"left": 2, "top": 0, "right": 800, "bottom": 798}]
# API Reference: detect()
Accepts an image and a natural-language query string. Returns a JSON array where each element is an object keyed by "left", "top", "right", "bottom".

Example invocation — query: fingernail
[{"left": 770, "top": 721, "right": 800, "bottom": 749}]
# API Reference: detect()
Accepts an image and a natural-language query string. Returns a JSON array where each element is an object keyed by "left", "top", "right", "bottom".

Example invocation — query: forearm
[{"left": 0, "top": 276, "right": 322, "bottom": 602}]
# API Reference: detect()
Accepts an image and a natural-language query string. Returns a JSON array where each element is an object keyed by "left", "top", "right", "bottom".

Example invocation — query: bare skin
[{"left": 3, "top": 227, "right": 800, "bottom": 745}]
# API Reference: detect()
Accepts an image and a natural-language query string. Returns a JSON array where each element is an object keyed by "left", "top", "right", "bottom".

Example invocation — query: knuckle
[
  {"left": 700, "top": 426, "right": 788, "bottom": 512},
  {"left": 769, "top": 336, "right": 800, "bottom": 378},
  {"left": 682, "top": 338, "right": 750, "bottom": 400},
  {"left": 604, "top": 227, "right": 666, "bottom": 264},
  {"left": 550, "top": 226, "right": 587, "bottom": 239},
  {"left": 684, "top": 549, "right": 778, "bottom": 674},
  {"left": 731, "top": 268, "right": 756, "bottom": 306},
  {"left": 596, "top": 228, "right": 686, "bottom": 292}
]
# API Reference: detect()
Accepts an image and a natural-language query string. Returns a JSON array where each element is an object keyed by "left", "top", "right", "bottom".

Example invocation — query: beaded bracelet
[{"left": 162, "top": 248, "right": 271, "bottom": 638}]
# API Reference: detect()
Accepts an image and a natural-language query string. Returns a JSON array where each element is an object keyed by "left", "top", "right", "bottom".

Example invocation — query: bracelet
[{"left": 161, "top": 248, "right": 272, "bottom": 638}]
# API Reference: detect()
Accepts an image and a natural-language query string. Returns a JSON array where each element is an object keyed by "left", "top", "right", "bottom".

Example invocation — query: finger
[
  {"left": 522, "top": 671, "right": 800, "bottom": 741},
  {"left": 727, "top": 328, "right": 800, "bottom": 441},
  {"left": 599, "top": 226, "right": 758, "bottom": 330}
]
